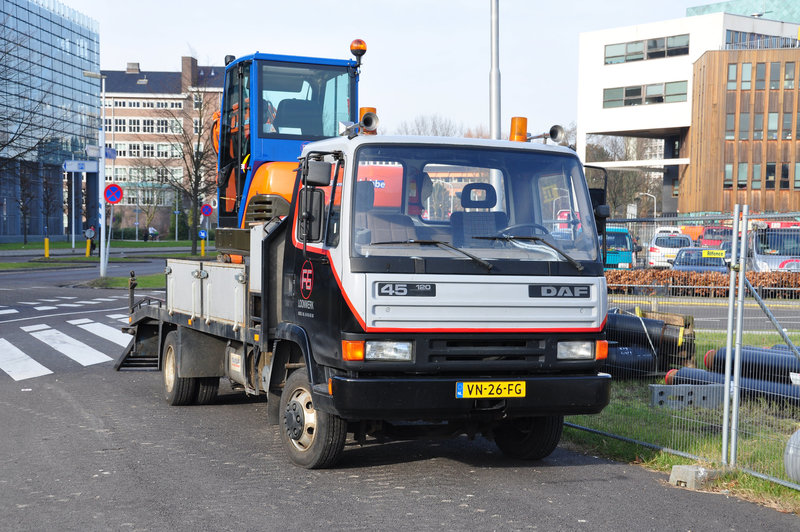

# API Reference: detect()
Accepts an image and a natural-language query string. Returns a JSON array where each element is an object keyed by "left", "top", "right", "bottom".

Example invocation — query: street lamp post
[
  {"left": 83, "top": 70, "right": 108, "bottom": 277},
  {"left": 636, "top": 192, "right": 657, "bottom": 219}
]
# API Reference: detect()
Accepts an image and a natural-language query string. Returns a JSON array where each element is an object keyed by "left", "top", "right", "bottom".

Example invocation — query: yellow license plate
[{"left": 456, "top": 381, "right": 526, "bottom": 398}]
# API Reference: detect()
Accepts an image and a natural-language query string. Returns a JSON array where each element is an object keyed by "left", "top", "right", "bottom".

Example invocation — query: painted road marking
[
  {"left": 107, "top": 314, "right": 129, "bottom": 323},
  {"left": 67, "top": 319, "right": 131, "bottom": 347},
  {"left": 0, "top": 309, "right": 19, "bottom": 315},
  {"left": 24, "top": 325, "right": 112, "bottom": 366},
  {"left": 33, "top": 306, "right": 57, "bottom": 311},
  {"left": 0, "top": 338, "right": 53, "bottom": 381},
  {"left": 21, "top": 324, "right": 51, "bottom": 333}
]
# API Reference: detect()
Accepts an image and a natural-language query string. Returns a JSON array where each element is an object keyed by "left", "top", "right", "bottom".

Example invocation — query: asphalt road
[{"left": 0, "top": 267, "right": 798, "bottom": 530}]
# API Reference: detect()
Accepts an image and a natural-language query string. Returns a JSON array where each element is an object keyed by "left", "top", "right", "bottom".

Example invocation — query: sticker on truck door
[{"left": 300, "top": 260, "right": 314, "bottom": 299}]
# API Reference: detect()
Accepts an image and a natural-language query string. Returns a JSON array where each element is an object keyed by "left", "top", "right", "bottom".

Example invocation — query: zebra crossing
[
  {"left": 0, "top": 313, "right": 133, "bottom": 382},
  {"left": 10, "top": 295, "right": 129, "bottom": 313}
]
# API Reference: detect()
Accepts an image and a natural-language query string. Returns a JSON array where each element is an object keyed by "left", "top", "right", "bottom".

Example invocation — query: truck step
[{"left": 117, "top": 355, "right": 159, "bottom": 371}]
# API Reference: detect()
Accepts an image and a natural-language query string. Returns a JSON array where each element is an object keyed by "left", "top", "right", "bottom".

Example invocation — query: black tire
[
  {"left": 195, "top": 377, "right": 219, "bottom": 405},
  {"left": 162, "top": 331, "right": 197, "bottom": 406},
  {"left": 494, "top": 415, "right": 564, "bottom": 460},
  {"left": 279, "top": 368, "right": 346, "bottom": 469}
]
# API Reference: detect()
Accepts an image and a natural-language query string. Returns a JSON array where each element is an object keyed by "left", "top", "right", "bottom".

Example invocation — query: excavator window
[{"left": 218, "top": 61, "right": 251, "bottom": 224}]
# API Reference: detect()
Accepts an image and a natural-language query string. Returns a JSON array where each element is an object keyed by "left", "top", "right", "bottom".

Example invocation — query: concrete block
[{"left": 669, "top": 465, "right": 721, "bottom": 490}]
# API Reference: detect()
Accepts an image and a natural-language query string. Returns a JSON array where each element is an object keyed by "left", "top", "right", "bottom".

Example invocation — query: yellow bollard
[
  {"left": 85, "top": 238, "right": 91, "bottom": 257},
  {"left": 44, "top": 238, "right": 49, "bottom": 258},
  {"left": 201, "top": 239, "right": 205, "bottom": 257}
]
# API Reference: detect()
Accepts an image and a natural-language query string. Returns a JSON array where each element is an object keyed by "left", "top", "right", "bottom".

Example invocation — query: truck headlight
[
  {"left": 366, "top": 341, "right": 413, "bottom": 361},
  {"left": 557, "top": 341, "right": 594, "bottom": 360}
]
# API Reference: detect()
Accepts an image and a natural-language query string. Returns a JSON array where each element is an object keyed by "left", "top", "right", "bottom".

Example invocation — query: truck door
[{"left": 218, "top": 60, "right": 252, "bottom": 228}]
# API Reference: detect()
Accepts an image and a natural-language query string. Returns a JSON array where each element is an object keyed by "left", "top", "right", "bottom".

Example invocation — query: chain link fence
[{"left": 568, "top": 209, "right": 800, "bottom": 490}]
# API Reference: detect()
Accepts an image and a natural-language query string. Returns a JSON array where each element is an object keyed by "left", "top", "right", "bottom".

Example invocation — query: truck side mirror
[
  {"left": 594, "top": 204, "right": 610, "bottom": 219},
  {"left": 297, "top": 188, "right": 326, "bottom": 243},
  {"left": 594, "top": 204, "right": 610, "bottom": 236},
  {"left": 305, "top": 160, "right": 332, "bottom": 187}
]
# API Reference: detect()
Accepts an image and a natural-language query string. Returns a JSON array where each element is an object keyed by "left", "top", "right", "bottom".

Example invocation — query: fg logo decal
[{"left": 300, "top": 261, "right": 314, "bottom": 299}]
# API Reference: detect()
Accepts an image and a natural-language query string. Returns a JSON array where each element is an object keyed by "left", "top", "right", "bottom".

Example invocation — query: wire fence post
[
  {"left": 722, "top": 204, "right": 741, "bottom": 465},
  {"left": 730, "top": 204, "right": 749, "bottom": 467}
]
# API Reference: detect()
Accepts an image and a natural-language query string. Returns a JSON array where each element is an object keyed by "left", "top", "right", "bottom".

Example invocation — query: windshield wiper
[
  {"left": 370, "top": 239, "right": 493, "bottom": 271},
  {"left": 474, "top": 235, "right": 584, "bottom": 272}
]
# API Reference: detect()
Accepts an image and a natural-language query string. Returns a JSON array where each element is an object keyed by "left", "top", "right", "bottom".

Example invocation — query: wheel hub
[{"left": 284, "top": 399, "right": 306, "bottom": 441}]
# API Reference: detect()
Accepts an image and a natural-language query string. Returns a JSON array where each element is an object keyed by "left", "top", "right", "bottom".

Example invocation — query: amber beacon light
[
  {"left": 510, "top": 117, "right": 528, "bottom": 142},
  {"left": 350, "top": 39, "right": 367, "bottom": 67}
]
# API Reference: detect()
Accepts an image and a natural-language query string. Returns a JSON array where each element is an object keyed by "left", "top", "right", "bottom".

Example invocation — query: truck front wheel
[
  {"left": 279, "top": 368, "right": 346, "bottom": 469},
  {"left": 493, "top": 415, "right": 564, "bottom": 460},
  {"left": 162, "top": 331, "right": 197, "bottom": 406}
]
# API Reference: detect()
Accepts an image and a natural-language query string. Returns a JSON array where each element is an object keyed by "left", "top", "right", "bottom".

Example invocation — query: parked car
[
  {"left": 653, "top": 226, "right": 682, "bottom": 238},
  {"left": 747, "top": 227, "right": 800, "bottom": 272},
  {"left": 603, "top": 226, "right": 641, "bottom": 269},
  {"left": 669, "top": 248, "right": 728, "bottom": 273},
  {"left": 648, "top": 234, "right": 693, "bottom": 268},
  {"left": 719, "top": 240, "right": 733, "bottom": 262},
  {"left": 699, "top": 226, "right": 733, "bottom": 247}
]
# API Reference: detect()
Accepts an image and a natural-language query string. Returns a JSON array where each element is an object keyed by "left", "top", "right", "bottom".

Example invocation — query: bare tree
[
  {"left": 463, "top": 124, "right": 490, "bottom": 139},
  {"left": 41, "top": 171, "right": 62, "bottom": 238},
  {"left": 15, "top": 163, "right": 36, "bottom": 244},
  {"left": 396, "top": 115, "right": 462, "bottom": 137},
  {"left": 585, "top": 134, "right": 660, "bottom": 218},
  {"left": 125, "top": 165, "right": 169, "bottom": 239},
  {"left": 133, "top": 87, "right": 219, "bottom": 253}
]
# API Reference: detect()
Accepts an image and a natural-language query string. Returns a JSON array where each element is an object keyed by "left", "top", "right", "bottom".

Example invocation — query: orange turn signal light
[
  {"left": 342, "top": 340, "right": 365, "bottom": 361},
  {"left": 595, "top": 340, "right": 608, "bottom": 361}
]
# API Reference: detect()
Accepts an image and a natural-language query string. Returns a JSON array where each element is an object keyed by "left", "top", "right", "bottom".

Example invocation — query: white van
[{"left": 747, "top": 227, "right": 800, "bottom": 272}]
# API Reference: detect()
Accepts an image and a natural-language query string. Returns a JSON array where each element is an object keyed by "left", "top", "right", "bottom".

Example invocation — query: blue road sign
[
  {"left": 199, "top": 230, "right": 207, "bottom": 239},
  {"left": 62, "top": 160, "right": 98, "bottom": 172},
  {"left": 104, "top": 183, "right": 123, "bottom": 204}
]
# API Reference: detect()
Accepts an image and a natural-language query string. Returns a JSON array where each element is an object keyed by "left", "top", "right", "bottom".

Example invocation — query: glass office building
[{"left": 0, "top": 0, "right": 99, "bottom": 240}]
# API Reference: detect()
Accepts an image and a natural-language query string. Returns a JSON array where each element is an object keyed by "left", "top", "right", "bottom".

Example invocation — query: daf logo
[{"left": 529, "top": 285, "right": 591, "bottom": 298}]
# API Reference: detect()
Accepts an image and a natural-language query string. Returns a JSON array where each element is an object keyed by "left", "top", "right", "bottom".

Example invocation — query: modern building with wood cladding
[
  {"left": 578, "top": 1, "right": 800, "bottom": 215},
  {"left": 686, "top": 46, "right": 800, "bottom": 213}
]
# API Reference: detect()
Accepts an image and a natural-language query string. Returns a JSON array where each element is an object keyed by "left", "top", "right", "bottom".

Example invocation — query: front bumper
[{"left": 324, "top": 373, "right": 611, "bottom": 420}]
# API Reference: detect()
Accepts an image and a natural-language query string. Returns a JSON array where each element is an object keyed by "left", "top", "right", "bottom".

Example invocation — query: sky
[{"left": 65, "top": 0, "right": 710, "bottom": 135}]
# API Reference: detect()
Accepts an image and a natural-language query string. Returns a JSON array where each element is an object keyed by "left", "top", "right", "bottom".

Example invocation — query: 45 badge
[{"left": 300, "top": 261, "right": 314, "bottom": 299}]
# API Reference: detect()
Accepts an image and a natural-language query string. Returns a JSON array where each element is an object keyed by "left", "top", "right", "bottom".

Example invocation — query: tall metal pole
[
  {"left": 70, "top": 170, "right": 75, "bottom": 249},
  {"left": 488, "top": 0, "right": 505, "bottom": 209},
  {"left": 489, "top": 0, "right": 501, "bottom": 140},
  {"left": 99, "top": 76, "right": 108, "bottom": 277},
  {"left": 175, "top": 194, "right": 179, "bottom": 241}
]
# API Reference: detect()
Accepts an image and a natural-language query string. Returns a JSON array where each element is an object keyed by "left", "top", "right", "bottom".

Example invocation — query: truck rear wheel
[
  {"left": 493, "top": 415, "right": 563, "bottom": 460},
  {"left": 194, "top": 377, "right": 219, "bottom": 405},
  {"left": 279, "top": 368, "right": 346, "bottom": 469},
  {"left": 162, "top": 331, "right": 197, "bottom": 406}
]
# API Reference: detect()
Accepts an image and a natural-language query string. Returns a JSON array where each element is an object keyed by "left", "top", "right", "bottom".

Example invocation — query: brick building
[{"left": 101, "top": 57, "right": 223, "bottom": 236}]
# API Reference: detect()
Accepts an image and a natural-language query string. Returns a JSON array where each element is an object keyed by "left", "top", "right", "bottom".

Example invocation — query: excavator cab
[{"left": 215, "top": 44, "right": 363, "bottom": 229}]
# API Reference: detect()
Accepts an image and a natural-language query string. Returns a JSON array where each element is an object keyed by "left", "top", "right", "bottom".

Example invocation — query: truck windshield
[
  {"left": 754, "top": 229, "right": 800, "bottom": 256},
  {"left": 351, "top": 144, "right": 599, "bottom": 264},
  {"left": 258, "top": 60, "right": 354, "bottom": 139},
  {"left": 605, "top": 232, "right": 632, "bottom": 251}
]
